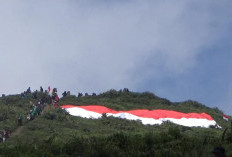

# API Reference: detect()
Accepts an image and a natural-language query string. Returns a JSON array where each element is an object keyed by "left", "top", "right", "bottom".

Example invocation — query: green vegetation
[{"left": 0, "top": 89, "right": 232, "bottom": 157}]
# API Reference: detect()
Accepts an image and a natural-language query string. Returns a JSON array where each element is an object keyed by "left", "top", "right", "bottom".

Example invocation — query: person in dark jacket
[
  {"left": 40, "top": 86, "right": 43, "bottom": 92},
  {"left": 27, "top": 87, "right": 31, "bottom": 93},
  {"left": 18, "top": 115, "right": 23, "bottom": 126},
  {"left": 62, "top": 91, "right": 67, "bottom": 97}
]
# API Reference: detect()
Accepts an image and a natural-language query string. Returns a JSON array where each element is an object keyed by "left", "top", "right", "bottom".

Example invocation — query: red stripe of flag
[{"left": 61, "top": 105, "right": 214, "bottom": 120}]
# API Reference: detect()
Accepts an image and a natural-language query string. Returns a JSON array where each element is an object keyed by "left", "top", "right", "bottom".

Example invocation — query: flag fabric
[
  {"left": 61, "top": 105, "right": 218, "bottom": 128},
  {"left": 223, "top": 114, "right": 229, "bottom": 121}
]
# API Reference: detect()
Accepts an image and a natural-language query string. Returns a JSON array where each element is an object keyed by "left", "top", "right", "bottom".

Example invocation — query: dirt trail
[
  {"left": 11, "top": 126, "right": 24, "bottom": 137},
  {"left": 43, "top": 105, "right": 53, "bottom": 112},
  {"left": 10, "top": 105, "right": 53, "bottom": 138}
]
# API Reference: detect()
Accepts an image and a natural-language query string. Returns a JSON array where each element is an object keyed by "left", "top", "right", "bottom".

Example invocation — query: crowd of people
[
  {"left": 1, "top": 86, "right": 101, "bottom": 143},
  {"left": 0, "top": 86, "right": 60, "bottom": 143},
  {"left": 26, "top": 87, "right": 60, "bottom": 120},
  {"left": 27, "top": 100, "right": 44, "bottom": 120}
]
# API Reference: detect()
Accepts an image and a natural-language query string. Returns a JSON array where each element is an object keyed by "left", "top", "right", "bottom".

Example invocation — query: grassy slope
[{"left": 0, "top": 90, "right": 231, "bottom": 157}]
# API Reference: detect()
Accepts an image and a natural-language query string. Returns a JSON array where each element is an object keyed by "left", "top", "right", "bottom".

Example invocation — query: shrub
[{"left": 42, "top": 108, "right": 69, "bottom": 121}]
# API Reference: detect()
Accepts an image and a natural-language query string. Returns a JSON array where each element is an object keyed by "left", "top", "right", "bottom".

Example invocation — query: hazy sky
[{"left": 0, "top": 1, "right": 232, "bottom": 114}]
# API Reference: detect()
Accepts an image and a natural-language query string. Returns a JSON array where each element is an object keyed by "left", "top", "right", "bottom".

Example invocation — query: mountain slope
[{"left": 0, "top": 89, "right": 231, "bottom": 157}]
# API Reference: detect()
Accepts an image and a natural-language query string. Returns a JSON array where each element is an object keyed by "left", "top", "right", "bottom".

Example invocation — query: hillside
[{"left": 0, "top": 89, "right": 231, "bottom": 157}]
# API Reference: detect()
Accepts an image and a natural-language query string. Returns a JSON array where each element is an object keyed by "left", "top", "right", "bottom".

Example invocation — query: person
[
  {"left": 40, "top": 86, "right": 43, "bottom": 92},
  {"left": 4, "top": 128, "right": 11, "bottom": 140},
  {"left": 27, "top": 87, "right": 31, "bottom": 94},
  {"left": 52, "top": 88, "right": 57, "bottom": 99},
  {"left": 32, "top": 90, "right": 38, "bottom": 99},
  {"left": 78, "top": 93, "right": 83, "bottom": 97},
  {"left": 212, "top": 146, "right": 226, "bottom": 157},
  {"left": 27, "top": 113, "right": 31, "bottom": 120},
  {"left": 51, "top": 88, "right": 59, "bottom": 107},
  {"left": 62, "top": 91, "right": 67, "bottom": 97},
  {"left": 37, "top": 100, "right": 44, "bottom": 114},
  {"left": 53, "top": 96, "right": 60, "bottom": 107},
  {"left": 0, "top": 131, "right": 3, "bottom": 143},
  {"left": 37, "top": 101, "right": 41, "bottom": 115},
  {"left": 18, "top": 115, "right": 23, "bottom": 126},
  {"left": 24, "top": 91, "right": 28, "bottom": 99},
  {"left": 2, "top": 130, "right": 6, "bottom": 142},
  {"left": 30, "top": 104, "right": 39, "bottom": 120}
]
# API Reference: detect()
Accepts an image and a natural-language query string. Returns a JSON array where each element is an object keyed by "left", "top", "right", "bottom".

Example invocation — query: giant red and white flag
[
  {"left": 61, "top": 105, "right": 218, "bottom": 128},
  {"left": 223, "top": 114, "right": 229, "bottom": 121}
]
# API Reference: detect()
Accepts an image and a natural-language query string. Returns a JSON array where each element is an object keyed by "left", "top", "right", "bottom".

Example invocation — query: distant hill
[{"left": 0, "top": 89, "right": 231, "bottom": 157}]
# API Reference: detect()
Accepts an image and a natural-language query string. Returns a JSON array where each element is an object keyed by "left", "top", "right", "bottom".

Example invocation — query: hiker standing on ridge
[
  {"left": 52, "top": 88, "right": 57, "bottom": 97},
  {"left": 40, "top": 86, "right": 43, "bottom": 92},
  {"left": 52, "top": 88, "right": 59, "bottom": 107},
  {"left": 27, "top": 87, "right": 31, "bottom": 94},
  {"left": 62, "top": 91, "right": 67, "bottom": 97}
]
